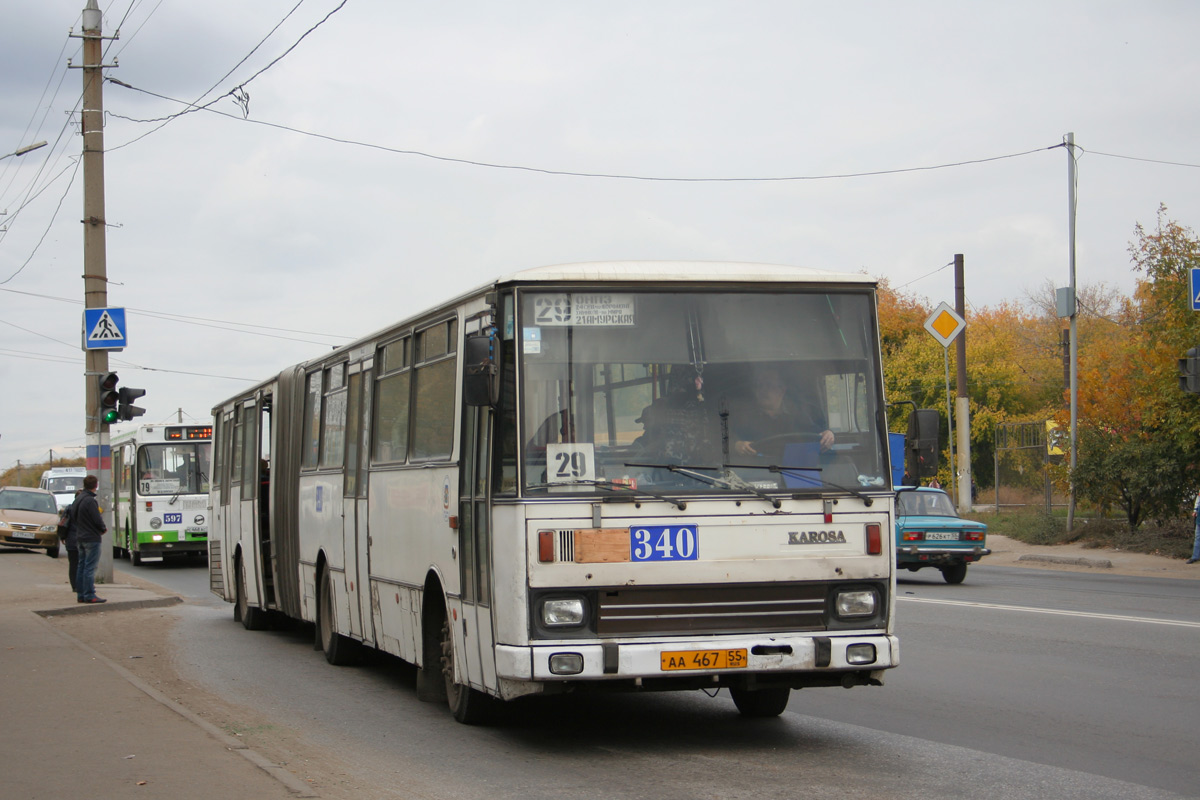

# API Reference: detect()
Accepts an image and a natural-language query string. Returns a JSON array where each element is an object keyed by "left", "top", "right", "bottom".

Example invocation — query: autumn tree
[
  {"left": 1072, "top": 206, "right": 1200, "bottom": 527},
  {"left": 877, "top": 280, "right": 1061, "bottom": 491}
]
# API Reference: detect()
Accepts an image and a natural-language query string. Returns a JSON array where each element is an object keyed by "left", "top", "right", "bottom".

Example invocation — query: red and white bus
[{"left": 209, "top": 261, "right": 898, "bottom": 723}]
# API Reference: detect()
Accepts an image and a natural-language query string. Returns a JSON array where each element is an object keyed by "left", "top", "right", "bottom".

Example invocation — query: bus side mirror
[
  {"left": 463, "top": 333, "right": 499, "bottom": 407},
  {"left": 906, "top": 409, "right": 940, "bottom": 481}
]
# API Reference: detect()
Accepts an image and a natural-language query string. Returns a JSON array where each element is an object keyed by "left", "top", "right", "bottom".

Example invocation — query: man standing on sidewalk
[
  {"left": 74, "top": 475, "right": 108, "bottom": 604},
  {"left": 1189, "top": 489, "right": 1200, "bottom": 565}
]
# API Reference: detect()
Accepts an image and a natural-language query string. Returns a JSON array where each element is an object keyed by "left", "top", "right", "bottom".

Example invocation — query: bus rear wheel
[
  {"left": 235, "top": 556, "right": 267, "bottom": 631},
  {"left": 440, "top": 616, "right": 492, "bottom": 724},
  {"left": 730, "top": 687, "right": 790, "bottom": 718},
  {"left": 318, "top": 567, "right": 359, "bottom": 665}
]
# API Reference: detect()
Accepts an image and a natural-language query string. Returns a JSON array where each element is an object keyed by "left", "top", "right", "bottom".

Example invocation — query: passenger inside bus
[
  {"left": 728, "top": 366, "right": 834, "bottom": 458},
  {"left": 632, "top": 369, "right": 720, "bottom": 466}
]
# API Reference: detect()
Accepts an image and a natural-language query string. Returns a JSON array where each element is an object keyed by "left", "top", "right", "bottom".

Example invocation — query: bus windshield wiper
[
  {"left": 526, "top": 478, "right": 687, "bottom": 510},
  {"left": 726, "top": 462, "right": 875, "bottom": 507},
  {"left": 624, "top": 462, "right": 781, "bottom": 509}
]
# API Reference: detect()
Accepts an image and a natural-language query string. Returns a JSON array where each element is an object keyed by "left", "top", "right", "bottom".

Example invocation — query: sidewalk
[
  {"left": 0, "top": 548, "right": 312, "bottom": 800},
  {"left": 984, "top": 534, "right": 1200, "bottom": 580}
]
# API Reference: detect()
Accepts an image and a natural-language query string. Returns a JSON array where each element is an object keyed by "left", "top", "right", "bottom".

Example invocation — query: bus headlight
[
  {"left": 835, "top": 589, "right": 877, "bottom": 618},
  {"left": 541, "top": 597, "right": 586, "bottom": 627}
]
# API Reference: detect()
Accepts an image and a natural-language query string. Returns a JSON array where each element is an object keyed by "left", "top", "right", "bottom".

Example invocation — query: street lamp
[{"left": 0, "top": 141, "right": 48, "bottom": 161}]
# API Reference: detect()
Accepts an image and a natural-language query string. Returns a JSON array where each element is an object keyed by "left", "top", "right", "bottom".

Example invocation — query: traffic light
[
  {"left": 97, "top": 372, "right": 120, "bottom": 424},
  {"left": 1179, "top": 347, "right": 1200, "bottom": 394},
  {"left": 117, "top": 386, "right": 146, "bottom": 421}
]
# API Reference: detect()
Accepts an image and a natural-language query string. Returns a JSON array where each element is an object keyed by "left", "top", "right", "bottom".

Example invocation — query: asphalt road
[{"left": 117, "top": 557, "right": 1200, "bottom": 799}]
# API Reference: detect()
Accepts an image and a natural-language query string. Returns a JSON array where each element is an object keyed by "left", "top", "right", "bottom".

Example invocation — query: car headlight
[
  {"left": 541, "top": 597, "right": 586, "bottom": 627},
  {"left": 835, "top": 589, "right": 877, "bottom": 618},
  {"left": 40, "top": 524, "right": 59, "bottom": 532},
  {"left": 0, "top": 520, "right": 9, "bottom": 529}
]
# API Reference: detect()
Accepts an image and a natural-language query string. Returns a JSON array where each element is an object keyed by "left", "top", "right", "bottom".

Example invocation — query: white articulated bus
[
  {"left": 209, "top": 261, "right": 899, "bottom": 723},
  {"left": 112, "top": 423, "right": 212, "bottom": 564}
]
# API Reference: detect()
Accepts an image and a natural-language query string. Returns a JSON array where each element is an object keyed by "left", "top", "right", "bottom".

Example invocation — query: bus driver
[{"left": 731, "top": 367, "right": 834, "bottom": 457}]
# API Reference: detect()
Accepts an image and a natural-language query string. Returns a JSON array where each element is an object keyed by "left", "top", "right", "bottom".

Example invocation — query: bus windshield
[
  {"left": 44, "top": 476, "right": 83, "bottom": 493},
  {"left": 517, "top": 289, "right": 888, "bottom": 496},
  {"left": 137, "top": 443, "right": 212, "bottom": 495}
]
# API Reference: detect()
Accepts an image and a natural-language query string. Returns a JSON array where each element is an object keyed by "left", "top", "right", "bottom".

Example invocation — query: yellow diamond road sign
[{"left": 924, "top": 301, "right": 966, "bottom": 347}]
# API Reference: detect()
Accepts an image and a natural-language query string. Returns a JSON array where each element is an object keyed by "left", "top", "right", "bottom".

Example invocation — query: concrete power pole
[
  {"left": 1065, "top": 132, "right": 1079, "bottom": 532},
  {"left": 954, "top": 254, "right": 973, "bottom": 510},
  {"left": 74, "top": 0, "right": 117, "bottom": 583}
]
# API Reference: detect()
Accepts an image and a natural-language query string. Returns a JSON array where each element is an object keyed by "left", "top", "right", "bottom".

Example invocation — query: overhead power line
[
  {"left": 109, "top": 84, "right": 1067, "bottom": 182},
  {"left": 0, "top": 285, "right": 353, "bottom": 343}
]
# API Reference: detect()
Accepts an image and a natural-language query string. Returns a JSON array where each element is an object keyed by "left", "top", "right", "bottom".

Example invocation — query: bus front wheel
[
  {"left": 440, "top": 616, "right": 492, "bottom": 724},
  {"left": 730, "top": 686, "right": 790, "bottom": 718}
]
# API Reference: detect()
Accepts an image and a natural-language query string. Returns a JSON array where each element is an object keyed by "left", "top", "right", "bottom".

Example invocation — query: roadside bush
[{"left": 968, "top": 509, "right": 1194, "bottom": 559}]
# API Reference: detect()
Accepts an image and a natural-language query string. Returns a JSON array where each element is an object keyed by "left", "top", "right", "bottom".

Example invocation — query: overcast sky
[{"left": 2, "top": 0, "right": 1197, "bottom": 470}]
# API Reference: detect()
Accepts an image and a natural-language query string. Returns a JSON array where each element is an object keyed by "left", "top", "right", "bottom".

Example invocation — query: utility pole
[
  {"left": 72, "top": 0, "right": 117, "bottom": 583},
  {"left": 954, "top": 254, "right": 973, "bottom": 510},
  {"left": 1065, "top": 132, "right": 1079, "bottom": 532}
]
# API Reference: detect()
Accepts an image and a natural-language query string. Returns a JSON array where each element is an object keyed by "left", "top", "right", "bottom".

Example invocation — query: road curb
[
  {"left": 36, "top": 609, "right": 319, "bottom": 798},
  {"left": 1017, "top": 553, "right": 1114, "bottom": 569},
  {"left": 34, "top": 595, "right": 184, "bottom": 617}
]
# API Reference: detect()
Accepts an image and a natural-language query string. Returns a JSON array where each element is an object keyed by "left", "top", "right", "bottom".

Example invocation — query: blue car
[{"left": 895, "top": 487, "right": 989, "bottom": 584}]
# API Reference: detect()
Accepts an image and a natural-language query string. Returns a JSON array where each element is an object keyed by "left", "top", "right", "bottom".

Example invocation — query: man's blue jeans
[
  {"left": 1193, "top": 519, "right": 1200, "bottom": 561},
  {"left": 76, "top": 541, "right": 101, "bottom": 601}
]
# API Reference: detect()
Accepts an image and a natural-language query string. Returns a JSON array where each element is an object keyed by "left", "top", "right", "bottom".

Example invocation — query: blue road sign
[
  {"left": 1192, "top": 268, "right": 1200, "bottom": 311},
  {"left": 83, "top": 307, "right": 127, "bottom": 350}
]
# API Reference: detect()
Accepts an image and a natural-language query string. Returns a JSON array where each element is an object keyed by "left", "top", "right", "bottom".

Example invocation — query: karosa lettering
[{"left": 787, "top": 530, "right": 847, "bottom": 544}]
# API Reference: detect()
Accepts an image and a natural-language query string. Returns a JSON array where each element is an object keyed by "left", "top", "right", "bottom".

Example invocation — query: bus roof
[
  {"left": 495, "top": 261, "right": 876, "bottom": 287},
  {"left": 42, "top": 466, "right": 87, "bottom": 476}
]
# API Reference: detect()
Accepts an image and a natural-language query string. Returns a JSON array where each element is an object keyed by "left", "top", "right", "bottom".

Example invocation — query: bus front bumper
[
  {"left": 495, "top": 633, "right": 898, "bottom": 693},
  {"left": 133, "top": 539, "right": 208, "bottom": 557}
]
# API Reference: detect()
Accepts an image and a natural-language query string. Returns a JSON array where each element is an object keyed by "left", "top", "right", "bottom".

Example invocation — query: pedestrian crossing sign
[
  {"left": 1191, "top": 268, "right": 1200, "bottom": 311},
  {"left": 83, "top": 307, "right": 127, "bottom": 350}
]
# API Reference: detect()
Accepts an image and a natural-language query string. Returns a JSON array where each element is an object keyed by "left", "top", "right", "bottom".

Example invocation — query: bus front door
[{"left": 458, "top": 404, "right": 498, "bottom": 694}]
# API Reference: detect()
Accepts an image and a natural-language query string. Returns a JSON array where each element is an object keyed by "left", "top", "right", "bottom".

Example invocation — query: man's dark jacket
[{"left": 71, "top": 489, "right": 107, "bottom": 544}]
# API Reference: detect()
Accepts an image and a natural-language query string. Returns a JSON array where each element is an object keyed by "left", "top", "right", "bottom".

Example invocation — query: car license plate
[
  {"left": 661, "top": 648, "right": 747, "bottom": 671},
  {"left": 925, "top": 531, "right": 958, "bottom": 540},
  {"left": 12, "top": 530, "right": 36, "bottom": 540}
]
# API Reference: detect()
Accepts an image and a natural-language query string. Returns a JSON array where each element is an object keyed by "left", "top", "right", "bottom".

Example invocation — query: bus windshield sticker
[
  {"left": 533, "top": 294, "right": 635, "bottom": 327},
  {"left": 141, "top": 479, "right": 181, "bottom": 494},
  {"left": 546, "top": 443, "right": 596, "bottom": 485},
  {"left": 522, "top": 327, "right": 542, "bottom": 354}
]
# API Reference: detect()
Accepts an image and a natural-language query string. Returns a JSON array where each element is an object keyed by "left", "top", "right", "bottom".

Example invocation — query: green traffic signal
[{"left": 98, "top": 372, "right": 120, "bottom": 424}]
